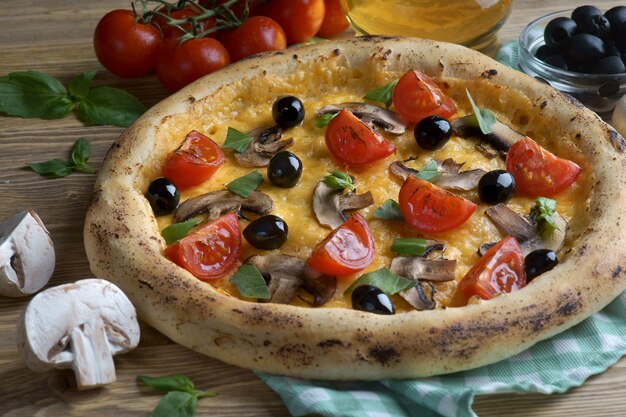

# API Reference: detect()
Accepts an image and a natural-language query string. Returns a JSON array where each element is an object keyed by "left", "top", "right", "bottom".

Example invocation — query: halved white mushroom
[
  {"left": 16, "top": 278, "right": 140, "bottom": 390},
  {"left": 313, "top": 182, "right": 374, "bottom": 229},
  {"left": 0, "top": 211, "right": 55, "bottom": 297}
]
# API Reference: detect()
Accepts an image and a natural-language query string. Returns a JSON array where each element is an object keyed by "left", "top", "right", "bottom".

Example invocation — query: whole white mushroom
[{"left": 16, "top": 278, "right": 140, "bottom": 390}]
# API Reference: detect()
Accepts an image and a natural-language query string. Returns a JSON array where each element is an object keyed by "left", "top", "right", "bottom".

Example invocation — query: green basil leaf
[
  {"left": 315, "top": 113, "right": 337, "bottom": 128},
  {"left": 230, "top": 264, "right": 271, "bottom": 300},
  {"left": 364, "top": 79, "right": 398, "bottom": 108},
  {"left": 226, "top": 170, "right": 263, "bottom": 198},
  {"left": 413, "top": 159, "right": 440, "bottom": 182},
  {"left": 466, "top": 89, "right": 496, "bottom": 135},
  {"left": 161, "top": 218, "right": 203, "bottom": 245},
  {"left": 70, "top": 137, "right": 96, "bottom": 172},
  {"left": 222, "top": 127, "right": 254, "bottom": 152},
  {"left": 531, "top": 197, "right": 559, "bottom": 238},
  {"left": 0, "top": 71, "right": 74, "bottom": 119},
  {"left": 373, "top": 199, "right": 404, "bottom": 221},
  {"left": 138, "top": 375, "right": 196, "bottom": 393},
  {"left": 78, "top": 86, "right": 146, "bottom": 127},
  {"left": 26, "top": 159, "right": 75, "bottom": 177},
  {"left": 321, "top": 170, "right": 355, "bottom": 192},
  {"left": 391, "top": 238, "right": 429, "bottom": 256},
  {"left": 345, "top": 267, "right": 415, "bottom": 296},
  {"left": 150, "top": 391, "right": 197, "bottom": 417},
  {"left": 69, "top": 70, "right": 97, "bottom": 100}
]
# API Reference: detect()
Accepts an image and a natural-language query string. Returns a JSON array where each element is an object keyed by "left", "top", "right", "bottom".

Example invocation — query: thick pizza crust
[{"left": 84, "top": 36, "right": 626, "bottom": 379}]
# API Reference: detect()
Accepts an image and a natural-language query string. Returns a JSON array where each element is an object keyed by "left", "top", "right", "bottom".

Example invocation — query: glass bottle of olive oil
[{"left": 340, "top": 0, "right": 512, "bottom": 54}]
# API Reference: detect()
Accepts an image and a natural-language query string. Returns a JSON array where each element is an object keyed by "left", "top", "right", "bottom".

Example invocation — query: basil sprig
[
  {"left": 391, "top": 238, "right": 429, "bottom": 256},
  {"left": 222, "top": 127, "right": 254, "bottom": 152},
  {"left": 465, "top": 89, "right": 496, "bottom": 135},
  {"left": 364, "top": 79, "right": 399, "bottom": 108},
  {"left": 530, "top": 197, "right": 559, "bottom": 238},
  {"left": 373, "top": 199, "right": 404, "bottom": 221},
  {"left": 0, "top": 70, "right": 145, "bottom": 127},
  {"left": 321, "top": 170, "right": 355, "bottom": 191},
  {"left": 161, "top": 218, "right": 203, "bottom": 245},
  {"left": 137, "top": 374, "right": 217, "bottom": 417},
  {"left": 413, "top": 159, "right": 440, "bottom": 182},
  {"left": 27, "top": 138, "right": 96, "bottom": 178},
  {"left": 230, "top": 264, "right": 271, "bottom": 300},
  {"left": 315, "top": 113, "right": 337, "bottom": 128},
  {"left": 226, "top": 170, "right": 263, "bottom": 198},
  {"left": 345, "top": 267, "right": 414, "bottom": 295}
]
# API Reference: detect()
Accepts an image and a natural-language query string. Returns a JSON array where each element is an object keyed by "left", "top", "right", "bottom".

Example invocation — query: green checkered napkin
[
  {"left": 257, "top": 43, "right": 626, "bottom": 416},
  {"left": 259, "top": 291, "right": 626, "bottom": 417}
]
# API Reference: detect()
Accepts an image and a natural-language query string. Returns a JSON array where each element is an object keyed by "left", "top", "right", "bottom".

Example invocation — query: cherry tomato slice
[
  {"left": 325, "top": 109, "right": 396, "bottom": 167},
  {"left": 458, "top": 235, "right": 527, "bottom": 300},
  {"left": 398, "top": 176, "right": 476, "bottom": 234},
  {"left": 392, "top": 69, "right": 456, "bottom": 124},
  {"left": 316, "top": 0, "right": 350, "bottom": 37},
  {"left": 165, "top": 212, "right": 241, "bottom": 280},
  {"left": 505, "top": 137, "right": 581, "bottom": 197},
  {"left": 93, "top": 9, "right": 163, "bottom": 78},
  {"left": 306, "top": 214, "right": 375, "bottom": 277},
  {"left": 218, "top": 16, "right": 286, "bottom": 62},
  {"left": 163, "top": 130, "right": 225, "bottom": 190}
]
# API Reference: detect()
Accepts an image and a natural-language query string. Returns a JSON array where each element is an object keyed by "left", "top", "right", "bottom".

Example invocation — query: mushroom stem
[{"left": 69, "top": 316, "right": 116, "bottom": 390}]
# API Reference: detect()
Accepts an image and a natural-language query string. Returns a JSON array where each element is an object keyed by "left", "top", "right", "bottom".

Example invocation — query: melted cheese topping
[{"left": 147, "top": 58, "right": 591, "bottom": 310}]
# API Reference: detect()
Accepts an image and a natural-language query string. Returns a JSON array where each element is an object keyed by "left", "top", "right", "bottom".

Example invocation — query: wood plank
[{"left": 0, "top": 1, "right": 625, "bottom": 416}]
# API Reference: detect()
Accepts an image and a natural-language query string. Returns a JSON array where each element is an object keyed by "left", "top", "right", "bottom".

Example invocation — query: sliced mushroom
[
  {"left": 484, "top": 204, "right": 568, "bottom": 256},
  {"left": 234, "top": 126, "right": 293, "bottom": 167},
  {"left": 16, "top": 279, "right": 140, "bottom": 390},
  {"left": 452, "top": 116, "right": 526, "bottom": 152},
  {"left": 317, "top": 102, "right": 407, "bottom": 135},
  {"left": 389, "top": 158, "right": 486, "bottom": 191},
  {"left": 0, "top": 211, "right": 55, "bottom": 297},
  {"left": 173, "top": 190, "right": 272, "bottom": 223},
  {"left": 400, "top": 281, "right": 437, "bottom": 311},
  {"left": 248, "top": 254, "right": 336, "bottom": 305},
  {"left": 390, "top": 256, "right": 456, "bottom": 282},
  {"left": 313, "top": 181, "right": 374, "bottom": 229}
]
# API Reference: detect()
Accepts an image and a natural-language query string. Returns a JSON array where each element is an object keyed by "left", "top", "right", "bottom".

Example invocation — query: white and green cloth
[
  {"left": 257, "top": 44, "right": 626, "bottom": 416},
  {"left": 259, "top": 291, "right": 626, "bottom": 417}
]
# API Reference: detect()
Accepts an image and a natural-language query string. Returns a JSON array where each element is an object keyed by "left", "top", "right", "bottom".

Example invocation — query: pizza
[{"left": 84, "top": 36, "right": 626, "bottom": 379}]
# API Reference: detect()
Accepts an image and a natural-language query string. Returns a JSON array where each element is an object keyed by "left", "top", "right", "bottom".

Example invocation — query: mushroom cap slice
[
  {"left": 16, "top": 278, "right": 140, "bottom": 390},
  {"left": 0, "top": 211, "right": 55, "bottom": 297},
  {"left": 173, "top": 190, "right": 273, "bottom": 223},
  {"left": 313, "top": 182, "right": 374, "bottom": 229},
  {"left": 317, "top": 102, "right": 407, "bottom": 135},
  {"left": 389, "top": 158, "right": 486, "bottom": 191},
  {"left": 400, "top": 282, "right": 437, "bottom": 311},
  {"left": 234, "top": 126, "right": 293, "bottom": 167},
  {"left": 390, "top": 256, "right": 457, "bottom": 282},
  {"left": 451, "top": 116, "right": 526, "bottom": 152}
]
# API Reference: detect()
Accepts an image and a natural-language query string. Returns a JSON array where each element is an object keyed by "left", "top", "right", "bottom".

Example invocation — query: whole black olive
[
  {"left": 525, "top": 249, "right": 558, "bottom": 281},
  {"left": 580, "top": 15, "right": 611, "bottom": 40},
  {"left": 544, "top": 17, "right": 578, "bottom": 49},
  {"left": 267, "top": 151, "right": 303, "bottom": 188},
  {"left": 535, "top": 44, "right": 558, "bottom": 60},
  {"left": 243, "top": 215, "right": 289, "bottom": 250},
  {"left": 572, "top": 5, "right": 603, "bottom": 26},
  {"left": 605, "top": 6, "right": 626, "bottom": 37},
  {"left": 414, "top": 116, "right": 452, "bottom": 150},
  {"left": 351, "top": 285, "right": 395, "bottom": 315},
  {"left": 272, "top": 95, "right": 305, "bottom": 128},
  {"left": 589, "top": 56, "right": 626, "bottom": 74},
  {"left": 568, "top": 33, "right": 606, "bottom": 63},
  {"left": 544, "top": 54, "right": 569, "bottom": 70},
  {"left": 146, "top": 177, "right": 180, "bottom": 215},
  {"left": 477, "top": 170, "right": 516, "bottom": 205}
]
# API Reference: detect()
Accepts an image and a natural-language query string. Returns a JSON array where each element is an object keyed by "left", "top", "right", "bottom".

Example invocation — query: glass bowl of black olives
[{"left": 518, "top": 5, "right": 626, "bottom": 116}]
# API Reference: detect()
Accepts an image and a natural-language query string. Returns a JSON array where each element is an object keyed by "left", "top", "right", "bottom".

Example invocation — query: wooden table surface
[{"left": 1, "top": 1, "right": 626, "bottom": 416}]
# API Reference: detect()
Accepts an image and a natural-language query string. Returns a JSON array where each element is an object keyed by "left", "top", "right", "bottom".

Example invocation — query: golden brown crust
[{"left": 84, "top": 36, "right": 626, "bottom": 379}]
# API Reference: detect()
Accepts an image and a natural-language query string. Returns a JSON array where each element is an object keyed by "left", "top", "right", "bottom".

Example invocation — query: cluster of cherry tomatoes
[{"left": 93, "top": 0, "right": 348, "bottom": 92}]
